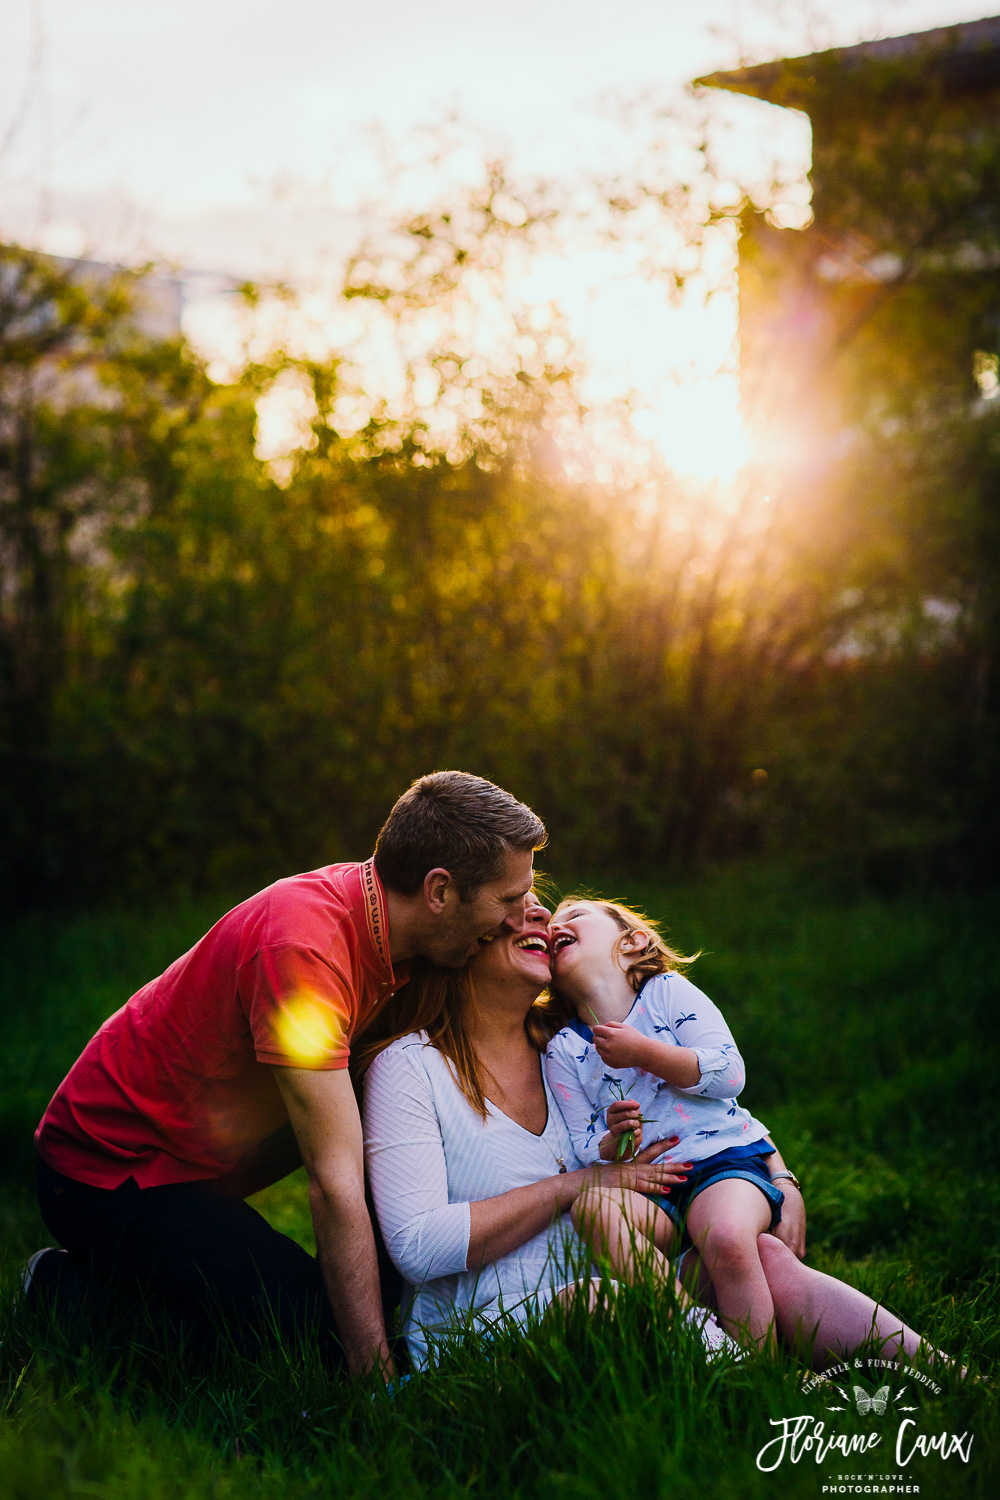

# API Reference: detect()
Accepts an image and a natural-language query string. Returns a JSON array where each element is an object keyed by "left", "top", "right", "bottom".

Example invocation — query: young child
[{"left": 544, "top": 896, "right": 791, "bottom": 1350}]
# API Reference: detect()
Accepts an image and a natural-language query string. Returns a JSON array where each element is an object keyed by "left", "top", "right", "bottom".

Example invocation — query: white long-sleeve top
[
  {"left": 543, "top": 972, "right": 770, "bottom": 1167},
  {"left": 363, "top": 1032, "right": 588, "bottom": 1368}
]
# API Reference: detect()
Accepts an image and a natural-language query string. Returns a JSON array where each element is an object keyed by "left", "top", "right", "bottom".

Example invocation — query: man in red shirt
[{"left": 30, "top": 771, "right": 545, "bottom": 1378}]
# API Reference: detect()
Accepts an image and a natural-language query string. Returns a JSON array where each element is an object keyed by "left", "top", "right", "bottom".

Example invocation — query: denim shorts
[{"left": 652, "top": 1148, "right": 784, "bottom": 1250}]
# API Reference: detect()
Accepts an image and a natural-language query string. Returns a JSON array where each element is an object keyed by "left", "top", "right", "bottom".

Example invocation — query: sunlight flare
[{"left": 273, "top": 993, "right": 343, "bottom": 1066}]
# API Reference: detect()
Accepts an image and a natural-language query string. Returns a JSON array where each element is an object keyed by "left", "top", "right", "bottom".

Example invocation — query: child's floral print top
[{"left": 544, "top": 973, "right": 771, "bottom": 1166}]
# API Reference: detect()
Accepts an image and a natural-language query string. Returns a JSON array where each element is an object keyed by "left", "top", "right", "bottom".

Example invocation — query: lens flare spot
[{"left": 274, "top": 993, "right": 342, "bottom": 1065}]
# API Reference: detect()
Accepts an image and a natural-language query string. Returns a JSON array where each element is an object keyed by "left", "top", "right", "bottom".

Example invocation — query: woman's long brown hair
[{"left": 353, "top": 957, "right": 569, "bottom": 1117}]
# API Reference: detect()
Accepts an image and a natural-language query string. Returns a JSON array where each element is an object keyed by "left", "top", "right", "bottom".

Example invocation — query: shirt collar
[
  {"left": 341, "top": 858, "right": 401, "bottom": 986},
  {"left": 361, "top": 858, "right": 391, "bottom": 969}
]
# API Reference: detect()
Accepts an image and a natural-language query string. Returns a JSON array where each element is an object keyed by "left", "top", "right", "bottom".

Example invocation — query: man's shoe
[
  {"left": 21, "top": 1246, "right": 65, "bottom": 1302},
  {"left": 19, "top": 1247, "right": 89, "bottom": 1311}
]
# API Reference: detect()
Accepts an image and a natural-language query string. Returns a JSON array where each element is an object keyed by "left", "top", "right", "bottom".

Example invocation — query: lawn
[{"left": 1, "top": 862, "right": 997, "bottom": 1498}]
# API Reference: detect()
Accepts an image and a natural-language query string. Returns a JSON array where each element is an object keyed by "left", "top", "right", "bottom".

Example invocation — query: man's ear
[{"left": 423, "top": 867, "right": 456, "bottom": 914}]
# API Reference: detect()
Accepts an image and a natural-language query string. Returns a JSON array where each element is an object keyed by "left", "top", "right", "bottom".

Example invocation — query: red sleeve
[{"left": 240, "top": 944, "right": 357, "bottom": 1069}]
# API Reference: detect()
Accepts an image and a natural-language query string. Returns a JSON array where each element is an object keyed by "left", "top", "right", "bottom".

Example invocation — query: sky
[{"left": 2, "top": 0, "right": 997, "bottom": 475}]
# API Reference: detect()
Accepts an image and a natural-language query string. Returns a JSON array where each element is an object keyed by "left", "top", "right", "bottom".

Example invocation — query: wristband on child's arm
[{"left": 769, "top": 1170, "right": 802, "bottom": 1193}]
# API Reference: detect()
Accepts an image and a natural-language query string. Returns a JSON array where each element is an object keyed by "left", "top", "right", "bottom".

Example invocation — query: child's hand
[
  {"left": 598, "top": 1098, "right": 643, "bottom": 1160},
  {"left": 592, "top": 1021, "right": 649, "bottom": 1071}
]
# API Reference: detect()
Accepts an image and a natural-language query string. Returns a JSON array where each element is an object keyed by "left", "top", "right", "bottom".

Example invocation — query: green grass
[{"left": 1, "top": 863, "right": 998, "bottom": 1498}]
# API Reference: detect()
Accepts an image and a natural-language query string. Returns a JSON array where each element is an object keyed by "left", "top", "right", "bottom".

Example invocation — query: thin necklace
[
  {"left": 538, "top": 1059, "right": 567, "bottom": 1171},
  {"left": 544, "top": 1135, "right": 567, "bottom": 1173},
  {"left": 542, "top": 1108, "right": 567, "bottom": 1173},
  {"left": 484, "top": 1041, "right": 568, "bottom": 1171}
]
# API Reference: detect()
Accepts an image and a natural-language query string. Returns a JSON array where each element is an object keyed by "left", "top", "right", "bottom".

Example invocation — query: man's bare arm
[{"left": 273, "top": 1066, "right": 392, "bottom": 1379}]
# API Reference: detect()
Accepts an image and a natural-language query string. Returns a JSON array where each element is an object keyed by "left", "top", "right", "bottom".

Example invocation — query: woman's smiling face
[{"left": 468, "top": 893, "right": 553, "bottom": 989}]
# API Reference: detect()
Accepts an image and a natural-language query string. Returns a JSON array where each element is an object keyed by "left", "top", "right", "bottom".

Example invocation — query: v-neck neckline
[{"left": 484, "top": 1055, "right": 551, "bottom": 1140}]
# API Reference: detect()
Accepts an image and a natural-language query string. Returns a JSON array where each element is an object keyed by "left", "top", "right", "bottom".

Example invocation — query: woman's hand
[
  {"left": 468, "top": 1134, "right": 690, "bottom": 1268},
  {"left": 598, "top": 1098, "right": 644, "bottom": 1160},
  {"left": 763, "top": 1139, "right": 807, "bottom": 1259},
  {"left": 586, "top": 1134, "right": 691, "bottom": 1196},
  {"left": 771, "top": 1181, "right": 807, "bottom": 1259}
]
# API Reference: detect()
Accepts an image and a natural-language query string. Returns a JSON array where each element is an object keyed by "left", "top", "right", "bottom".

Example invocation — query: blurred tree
[
  {"left": 8, "top": 30, "right": 1000, "bottom": 911},
  {"left": 701, "top": 16, "right": 1000, "bottom": 879},
  {"left": 0, "top": 247, "right": 136, "bottom": 897}
]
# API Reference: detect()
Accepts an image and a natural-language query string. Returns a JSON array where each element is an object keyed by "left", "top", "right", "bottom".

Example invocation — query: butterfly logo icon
[
  {"left": 854, "top": 1386, "right": 889, "bottom": 1416},
  {"left": 826, "top": 1383, "right": 917, "bottom": 1416}
]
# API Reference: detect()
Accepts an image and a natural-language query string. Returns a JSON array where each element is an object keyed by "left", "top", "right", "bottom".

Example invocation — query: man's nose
[{"left": 503, "top": 902, "right": 528, "bottom": 933}]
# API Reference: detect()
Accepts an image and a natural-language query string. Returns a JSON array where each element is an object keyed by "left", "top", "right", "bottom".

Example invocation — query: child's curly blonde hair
[{"left": 552, "top": 895, "right": 699, "bottom": 994}]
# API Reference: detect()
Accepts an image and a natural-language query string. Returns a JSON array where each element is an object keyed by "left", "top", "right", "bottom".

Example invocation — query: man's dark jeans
[{"left": 36, "top": 1155, "right": 354, "bottom": 1363}]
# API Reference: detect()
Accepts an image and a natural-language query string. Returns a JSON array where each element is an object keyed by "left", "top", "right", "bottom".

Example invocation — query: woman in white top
[
  {"left": 361, "top": 903, "right": 687, "bottom": 1367},
  {"left": 361, "top": 895, "right": 944, "bottom": 1372}
]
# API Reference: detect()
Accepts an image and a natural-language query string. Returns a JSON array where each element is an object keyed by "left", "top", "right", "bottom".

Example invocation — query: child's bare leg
[
  {"left": 571, "top": 1187, "right": 676, "bottom": 1280},
  {"left": 551, "top": 1278, "right": 608, "bottom": 1314},
  {"left": 678, "top": 1245, "right": 717, "bottom": 1308},
  {"left": 756, "top": 1235, "right": 952, "bottom": 1370},
  {"left": 685, "top": 1180, "right": 774, "bottom": 1350}
]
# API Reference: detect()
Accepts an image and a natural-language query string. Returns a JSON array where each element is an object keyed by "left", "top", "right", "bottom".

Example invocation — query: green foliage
[
  {"left": 3, "top": 1282, "right": 993, "bottom": 1500},
  {"left": 0, "top": 239, "right": 846, "bottom": 898},
  {"left": 1, "top": 868, "right": 997, "bottom": 1497},
  {"left": 5, "top": 53, "right": 1000, "bottom": 908},
  {"left": 732, "top": 48, "right": 1000, "bottom": 881}
]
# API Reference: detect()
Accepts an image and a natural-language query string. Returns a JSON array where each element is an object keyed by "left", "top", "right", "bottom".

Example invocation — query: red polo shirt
[{"left": 35, "top": 861, "right": 406, "bottom": 1191}]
